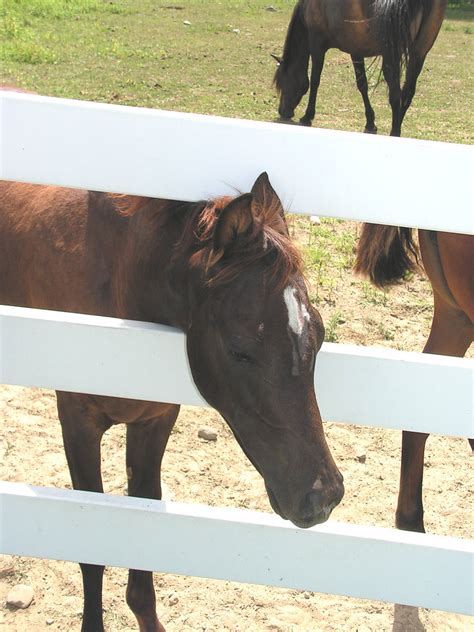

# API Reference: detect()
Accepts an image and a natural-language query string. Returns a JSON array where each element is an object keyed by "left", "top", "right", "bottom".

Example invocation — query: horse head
[
  {"left": 273, "top": 52, "right": 310, "bottom": 122},
  {"left": 272, "top": 2, "right": 311, "bottom": 122},
  {"left": 183, "top": 173, "right": 344, "bottom": 527}
]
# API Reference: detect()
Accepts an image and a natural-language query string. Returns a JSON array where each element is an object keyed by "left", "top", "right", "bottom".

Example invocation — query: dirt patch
[{"left": 1, "top": 222, "right": 472, "bottom": 631}]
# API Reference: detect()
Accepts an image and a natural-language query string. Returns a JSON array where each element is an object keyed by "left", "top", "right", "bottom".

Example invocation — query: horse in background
[
  {"left": 354, "top": 224, "right": 473, "bottom": 532},
  {"left": 273, "top": 0, "right": 446, "bottom": 136}
]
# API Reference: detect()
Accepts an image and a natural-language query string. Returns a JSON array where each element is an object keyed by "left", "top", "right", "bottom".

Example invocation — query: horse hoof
[
  {"left": 395, "top": 515, "right": 425, "bottom": 534},
  {"left": 275, "top": 117, "right": 296, "bottom": 125},
  {"left": 364, "top": 126, "right": 377, "bottom": 134},
  {"left": 299, "top": 117, "right": 312, "bottom": 127}
]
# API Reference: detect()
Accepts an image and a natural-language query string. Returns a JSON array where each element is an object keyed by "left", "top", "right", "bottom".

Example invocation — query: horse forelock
[{"left": 186, "top": 196, "right": 303, "bottom": 292}]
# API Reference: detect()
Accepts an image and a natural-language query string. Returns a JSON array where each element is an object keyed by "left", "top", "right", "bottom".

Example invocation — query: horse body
[
  {"left": 303, "top": 1, "right": 381, "bottom": 56},
  {"left": 0, "top": 175, "right": 343, "bottom": 631},
  {"left": 355, "top": 224, "right": 473, "bottom": 532},
  {"left": 274, "top": 0, "right": 446, "bottom": 135}
]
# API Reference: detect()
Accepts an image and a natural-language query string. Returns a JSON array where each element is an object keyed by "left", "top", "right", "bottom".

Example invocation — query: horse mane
[
  {"left": 273, "top": 2, "right": 309, "bottom": 93},
  {"left": 110, "top": 193, "right": 302, "bottom": 292},
  {"left": 182, "top": 196, "right": 303, "bottom": 291},
  {"left": 354, "top": 223, "right": 419, "bottom": 287}
]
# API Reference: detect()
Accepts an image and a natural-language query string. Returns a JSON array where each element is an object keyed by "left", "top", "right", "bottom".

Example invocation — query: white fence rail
[
  {"left": 1, "top": 92, "right": 473, "bottom": 616},
  {"left": 1, "top": 92, "right": 473, "bottom": 233},
  {"left": 1, "top": 481, "right": 473, "bottom": 615},
  {"left": 0, "top": 305, "right": 472, "bottom": 437}
]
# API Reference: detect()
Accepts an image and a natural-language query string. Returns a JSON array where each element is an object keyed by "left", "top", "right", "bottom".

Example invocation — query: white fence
[{"left": 0, "top": 92, "right": 473, "bottom": 616}]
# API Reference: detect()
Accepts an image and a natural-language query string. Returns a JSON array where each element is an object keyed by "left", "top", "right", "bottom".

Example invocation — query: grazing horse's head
[
  {"left": 273, "top": 53, "right": 310, "bottom": 121},
  {"left": 183, "top": 173, "right": 343, "bottom": 527},
  {"left": 272, "top": 2, "right": 311, "bottom": 122}
]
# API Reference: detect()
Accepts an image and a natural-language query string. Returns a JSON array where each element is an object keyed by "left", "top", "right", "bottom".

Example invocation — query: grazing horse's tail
[
  {"left": 354, "top": 223, "right": 419, "bottom": 287},
  {"left": 374, "top": 0, "right": 428, "bottom": 68}
]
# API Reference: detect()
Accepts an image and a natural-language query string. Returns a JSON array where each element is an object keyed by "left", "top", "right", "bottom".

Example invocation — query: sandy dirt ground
[{"left": 1, "top": 223, "right": 473, "bottom": 631}]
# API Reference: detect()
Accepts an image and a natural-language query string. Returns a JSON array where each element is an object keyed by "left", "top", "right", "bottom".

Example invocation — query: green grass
[
  {"left": 1, "top": 1, "right": 472, "bottom": 350},
  {"left": 324, "top": 310, "right": 346, "bottom": 343},
  {"left": 1, "top": 0, "right": 129, "bottom": 64},
  {"left": 1, "top": 0, "right": 472, "bottom": 142}
]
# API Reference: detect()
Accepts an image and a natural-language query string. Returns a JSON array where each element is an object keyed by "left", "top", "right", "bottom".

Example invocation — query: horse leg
[
  {"left": 396, "top": 429, "right": 429, "bottom": 532},
  {"left": 56, "top": 392, "right": 111, "bottom": 632},
  {"left": 395, "top": 294, "right": 473, "bottom": 532},
  {"left": 125, "top": 406, "right": 180, "bottom": 632},
  {"left": 400, "top": 53, "right": 425, "bottom": 125},
  {"left": 300, "top": 40, "right": 326, "bottom": 127},
  {"left": 351, "top": 56, "right": 377, "bottom": 134},
  {"left": 382, "top": 57, "right": 402, "bottom": 137},
  {"left": 400, "top": 1, "right": 446, "bottom": 125}
]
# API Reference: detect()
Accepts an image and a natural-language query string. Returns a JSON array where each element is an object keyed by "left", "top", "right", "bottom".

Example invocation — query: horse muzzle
[
  {"left": 275, "top": 116, "right": 297, "bottom": 125},
  {"left": 266, "top": 472, "right": 345, "bottom": 529},
  {"left": 277, "top": 107, "right": 295, "bottom": 122}
]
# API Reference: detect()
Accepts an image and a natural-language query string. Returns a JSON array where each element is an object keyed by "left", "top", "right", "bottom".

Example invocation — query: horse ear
[
  {"left": 251, "top": 172, "right": 288, "bottom": 234},
  {"left": 270, "top": 53, "right": 282, "bottom": 65},
  {"left": 251, "top": 172, "right": 280, "bottom": 208},
  {"left": 209, "top": 193, "right": 254, "bottom": 267}
]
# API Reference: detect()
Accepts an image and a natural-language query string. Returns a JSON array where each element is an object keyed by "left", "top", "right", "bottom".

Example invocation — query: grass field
[
  {"left": 1, "top": 0, "right": 473, "bottom": 346},
  {"left": 1, "top": 0, "right": 473, "bottom": 142}
]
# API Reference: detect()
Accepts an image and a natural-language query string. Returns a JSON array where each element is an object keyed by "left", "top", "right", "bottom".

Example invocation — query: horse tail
[
  {"left": 354, "top": 223, "right": 419, "bottom": 287},
  {"left": 374, "top": 0, "right": 428, "bottom": 69},
  {"left": 274, "top": 1, "right": 308, "bottom": 90}
]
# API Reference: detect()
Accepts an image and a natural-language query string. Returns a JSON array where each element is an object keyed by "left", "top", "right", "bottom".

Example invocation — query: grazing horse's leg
[
  {"left": 400, "top": 52, "right": 425, "bottom": 126},
  {"left": 351, "top": 56, "right": 377, "bottom": 134},
  {"left": 56, "top": 392, "right": 111, "bottom": 632},
  {"left": 381, "top": 56, "right": 402, "bottom": 137},
  {"left": 125, "top": 406, "right": 180, "bottom": 632},
  {"left": 401, "top": 1, "right": 447, "bottom": 126},
  {"left": 396, "top": 293, "right": 473, "bottom": 532},
  {"left": 300, "top": 38, "right": 326, "bottom": 127}
]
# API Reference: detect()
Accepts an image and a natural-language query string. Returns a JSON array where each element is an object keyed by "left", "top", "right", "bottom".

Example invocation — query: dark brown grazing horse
[
  {"left": 354, "top": 224, "right": 473, "bottom": 533},
  {"left": 0, "top": 174, "right": 344, "bottom": 632},
  {"left": 273, "top": 0, "right": 446, "bottom": 135}
]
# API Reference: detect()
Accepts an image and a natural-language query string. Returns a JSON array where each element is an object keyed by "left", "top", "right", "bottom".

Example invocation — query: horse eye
[{"left": 230, "top": 349, "right": 255, "bottom": 364}]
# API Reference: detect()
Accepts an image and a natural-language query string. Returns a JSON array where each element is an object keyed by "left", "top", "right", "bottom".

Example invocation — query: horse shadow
[{"left": 392, "top": 604, "right": 426, "bottom": 632}]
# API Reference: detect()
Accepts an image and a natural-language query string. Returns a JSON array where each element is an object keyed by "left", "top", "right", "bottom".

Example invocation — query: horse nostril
[{"left": 303, "top": 476, "right": 344, "bottom": 522}]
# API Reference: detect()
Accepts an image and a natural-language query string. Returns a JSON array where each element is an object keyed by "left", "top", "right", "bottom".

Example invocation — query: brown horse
[
  {"left": 273, "top": 0, "right": 446, "bottom": 135},
  {"left": 354, "top": 224, "right": 473, "bottom": 532},
  {"left": 0, "top": 174, "right": 344, "bottom": 631}
]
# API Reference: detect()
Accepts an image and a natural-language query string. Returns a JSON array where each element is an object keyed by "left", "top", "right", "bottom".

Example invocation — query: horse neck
[{"left": 116, "top": 199, "right": 198, "bottom": 331}]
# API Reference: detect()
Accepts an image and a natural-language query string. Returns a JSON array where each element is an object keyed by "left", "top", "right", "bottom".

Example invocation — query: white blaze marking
[{"left": 283, "top": 286, "right": 310, "bottom": 336}]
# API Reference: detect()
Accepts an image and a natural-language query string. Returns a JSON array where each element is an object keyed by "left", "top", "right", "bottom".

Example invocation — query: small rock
[
  {"left": 356, "top": 453, "right": 366, "bottom": 463},
  {"left": 46, "top": 619, "right": 55, "bottom": 626},
  {"left": 440, "top": 506, "right": 459, "bottom": 516},
  {"left": 310, "top": 215, "right": 321, "bottom": 224},
  {"left": 0, "top": 564, "right": 15, "bottom": 579},
  {"left": 168, "top": 592, "right": 179, "bottom": 606},
  {"left": 183, "top": 20, "right": 191, "bottom": 26},
  {"left": 266, "top": 6, "right": 278, "bottom": 11},
  {"left": 198, "top": 427, "right": 218, "bottom": 442},
  {"left": 6, "top": 584, "right": 34, "bottom": 609},
  {"left": 232, "top": 28, "right": 240, "bottom": 34}
]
